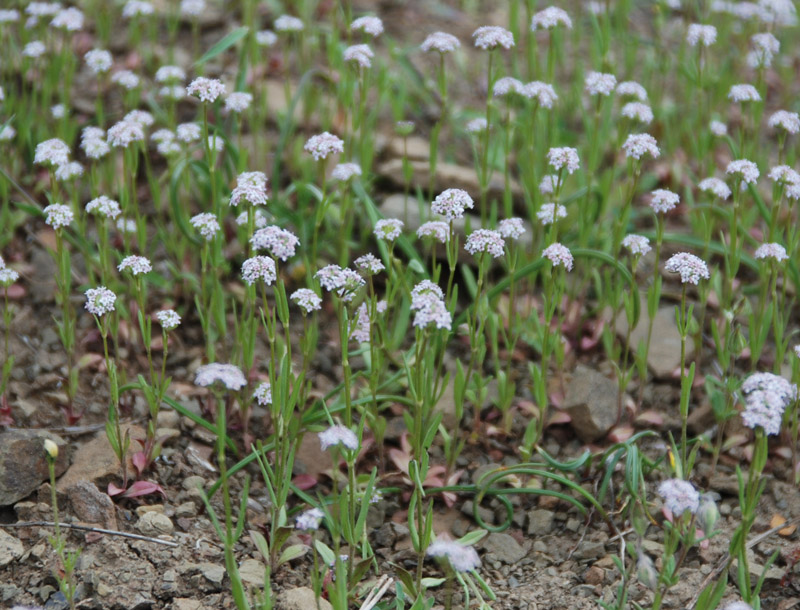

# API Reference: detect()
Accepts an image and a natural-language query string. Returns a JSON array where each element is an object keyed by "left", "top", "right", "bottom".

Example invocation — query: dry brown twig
[{"left": 0, "top": 521, "right": 179, "bottom": 547}]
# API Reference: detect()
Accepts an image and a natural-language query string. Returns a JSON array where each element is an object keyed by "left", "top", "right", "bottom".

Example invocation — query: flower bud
[
  {"left": 44, "top": 439, "right": 59, "bottom": 460},
  {"left": 697, "top": 494, "right": 720, "bottom": 533},
  {"left": 637, "top": 553, "right": 659, "bottom": 591}
]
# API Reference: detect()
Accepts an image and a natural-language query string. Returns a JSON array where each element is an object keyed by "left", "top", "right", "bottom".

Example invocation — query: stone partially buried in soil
[
  {"left": 0, "top": 529, "right": 24, "bottom": 567},
  {"left": 0, "top": 429, "right": 68, "bottom": 506},
  {"left": 276, "top": 587, "right": 333, "bottom": 610},
  {"left": 66, "top": 480, "right": 117, "bottom": 529},
  {"left": 562, "top": 365, "right": 619, "bottom": 443}
]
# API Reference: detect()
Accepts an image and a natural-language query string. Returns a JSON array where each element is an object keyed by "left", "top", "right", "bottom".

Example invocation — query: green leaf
[
  {"left": 195, "top": 26, "right": 249, "bottom": 66},
  {"left": 277, "top": 544, "right": 307, "bottom": 566}
]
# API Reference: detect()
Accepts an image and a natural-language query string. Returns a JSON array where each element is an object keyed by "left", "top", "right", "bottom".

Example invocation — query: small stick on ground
[{"left": 0, "top": 521, "right": 179, "bottom": 547}]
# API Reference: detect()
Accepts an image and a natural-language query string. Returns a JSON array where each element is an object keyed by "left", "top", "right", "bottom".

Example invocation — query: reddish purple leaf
[{"left": 292, "top": 474, "right": 318, "bottom": 490}]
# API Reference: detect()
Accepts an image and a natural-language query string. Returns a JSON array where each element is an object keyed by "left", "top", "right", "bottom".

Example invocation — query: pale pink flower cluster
[
  {"left": 85, "top": 48, "right": 112, "bottom": 74},
  {"left": 315, "top": 265, "right": 365, "bottom": 301},
  {"left": 537, "top": 203, "right": 567, "bottom": 225},
  {"left": 225, "top": 92, "right": 252, "bottom": 113},
  {"left": 242, "top": 256, "right": 277, "bottom": 286},
  {"left": 767, "top": 165, "right": 799, "bottom": 184},
  {"left": 411, "top": 280, "right": 450, "bottom": 330},
  {"left": 194, "top": 363, "right": 247, "bottom": 391},
  {"left": 344, "top": 44, "right": 374, "bottom": 68},
  {"left": 709, "top": 120, "right": 727, "bottom": 136},
  {"left": 85, "top": 287, "right": 117, "bottom": 317},
  {"left": 754, "top": 242, "right": 788, "bottom": 262},
  {"left": 649, "top": 189, "right": 680, "bottom": 214},
  {"left": 465, "top": 229, "right": 505, "bottom": 258},
  {"left": 295, "top": 507, "right": 323, "bottom": 531},
  {"left": 122, "top": 1, "right": 154, "bottom": 18},
  {"left": 156, "top": 309, "right": 181, "bottom": 331},
  {"left": 55, "top": 161, "right": 83, "bottom": 181},
  {"left": 622, "top": 133, "right": 660, "bottom": 160},
  {"left": 274, "top": 15, "right": 304, "bottom": 32},
  {"left": 465, "top": 118, "right": 488, "bottom": 133},
  {"left": 290, "top": 288, "right": 322, "bottom": 313},
  {"left": 686, "top": 23, "right": 717, "bottom": 46},
  {"left": 35, "top": 138, "right": 70, "bottom": 166},
  {"left": 187, "top": 77, "right": 226, "bottom": 103},
  {"left": 498, "top": 217, "right": 525, "bottom": 240},
  {"left": 111, "top": 71, "right": 139, "bottom": 90},
  {"left": 521, "top": 82, "right": 558, "bottom": 108},
  {"left": 256, "top": 30, "right": 277, "bottom": 46},
  {"left": 768, "top": 110, "right": 800, "bottom": 134},
  {"left": 542, "top": 243, "right": 573, "bottom": 271},
  {"left": 155, "top": 65, "right": 186, "bottom": 83},
  {"left": 51, "top": 7, "right": 84, "bottom": 31},
  {"left": 354, "top": 253, "right": 385, "bottom": 275},
  {"left": 432, "top": 188, "right": 474, "bottom": 219},
  {"left": 621, "top": 102, "right": 653, "bottom": 124},
  {"left": 332, "top": 163, "right": 362, "bottom": 182},
  {"left": 547, "top": 147, "right": 580, "bottom": 174},
  {"left": 231, "top": 171, "right": 269, "bottom": 206},
  {"left": 493, "top": 77, "right": 523, "bottom": 97},
  {"left": 427, "top": 537, "right": 481, "bottom": 572},
  {"left": 417, "top": 221, "right": 449, "bottom": 243},
  {"left": 107, "top": 119, "right": 145, "bottom": 148},
  {"left": 747, "top": 32, "right": 779, "bottom": 67},
  {"left": 539, "top": 174, "right": 562, "bottom": 195},
  {"left": 43, "top": 204, "right": 74, "bottom": 229},
  {"left": 351, "top": 16, "right": 383, "bottom": 37},
  {"left": 698, "top": 177, "right": 731, "bottom": 199},
  {"left": 658, "top": 479, "right": 699, "bottom": 515},
  {"left": 190, "top": 213, "right": 220, "bottom": 241},
  {"left": 374, "top": 218, "right": 404, "bottom": 241},
  {"left": 118, "top": 255, "right": 152, "bottom": 276},
  {"left": 421, "top": 31, "right": 460, "bottom": 53},
  {"left": 177, "top": 123, "right": 201, "bottom": 143},
  {"left": 741, "top": 372, "right": 796, "bottom": 435},
  {"left": 530, "top": 6, "right": 572, "bottom": 30},
  {"left": 585, "top": 71, "right": 616, "bottom": 96},
  {"left": 616, "top": 81, "right": 648, "bottom": 101},
  {"left": 622, "top": 234, "right": 651, "bottom": 256},
  {"left": 726, "top": 159, "right": 759, "bottom": 184},
  {"left": 319, "top": 425, "right": 359, "bottom": 451},
  {"left": 472, "top": 26, "right": 515, "bottom": 50},
  {"left": 304, "top": 132, "right": 344, "bottom": 161},
  {"left": 664, "top": 252, "right": 709, "bottom": 284},
  {"left": 350, "top": 303, "right": 372, "bottom": 343},
  {"left": 251, "top": 226, "right": 299, "bottom": 261},
  {"left": 727, "top": 84, "right": 761, "bottom": 103},
  {"left": 253, "top": 381, "right": 272, "bottom": 406}
]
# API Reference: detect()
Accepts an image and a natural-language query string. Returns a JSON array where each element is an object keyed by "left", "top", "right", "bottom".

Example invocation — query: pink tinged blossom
[
  {"left": 768, "top": 110, "right": 800, "bottom": 134},
  {"left": 616, "top": 81, "right": 647, "bottom": 101},
  {"left": 709, "top": 120, "right": 727, "bottom": 136},
  {"left": 664, "top": 252, "right": 709, "bottom": 284},
  {"left": 51, "top": 7, "right": 84, "bottom": 30},
  {"left": 86, "top": 195, "right": 121, "bottom": 219},
  {"left": 427, "top": 538, "right": 481, "bottom": 572},
  {"left": 411, "top": 280, "right": 445, "bottom": 310},
  {"left": 530, "top": 6, "right": 573, "bottom": 30},
  {"left": 622, "top": 234, "right": 651, "bottom": 256},
  {"left": 465, "top": 118, "right": 487, "bottom": 133},
  {"left": 295, "top": 507, "right": 323, "bottom": 530},
  {"left": 465, "top": 229, "right": 505, "bottom": 258},
  {"left": 194, "top": 363, "right": 247, "bottom": 391},
  {"left": 621, "top": 102, "right": 653, "bottom": 124},
  {"left": 316, "top": 265, "right": 347, "bottom": 291},
  {"left": 658, "top": 479, "right": 700, "bottom": 515},
  {"left": 498, "top": 217, "right": 525, "bottom": 240},
  {"left": 251, "top": 226, "right": 299, "bottom": 260},
  {"left": 493, "top": 77, "right": 523, "bottom": 97},
  {"left": 155, "top": 65, "right": 186, "bottom": 82},
  {"left": 274, "top": 15, "right": 304, "bottom": 32},
  {"left": 180, "top": 0, "right": 205, "bottom": 17},
  {"left": 351, "top": 16, "right": 383, "bottom": 37},
  {"left": 413, "top": 298, "right": 452, "bottom": 331},
  {"left": 741, "top": 372, "right": 796, "bottom": 435},
  {"left": 649, "top": 189, "right": 680, "bottom": 214},
  {"left": 417, "top": 221, "right": 450, "bottom": 243},
  {"left": 421, "top": 31, "right": 460, "bottom": 53},
  {"left": 343, "top": 44, "right": 374, "bottom": 68},
  {"left": 350, "top": 303, "right": 371, "bottom": 343},
  {"left": 686, "top": 23, "right": 717, "bottom": 46},
  {"left": 85, "top": 286, "right": 117, "bottom": 316},
  {"left": 242, "top": 256, "right": 277, "bottom": 286},
  {"left": 747, "top": 32, "right": 779, "bottom": 67},
  {"left": 319, "top": 425, "right": 359, "bottom": 451},
  {"left": 43, "top": 204, "right": 73, "bottom": 229},
  {"left": 55, "top": 161, "right": 83, "bottom": 181},
  {"left": 754, "top": 242, "right": 788, "bottom": 262},
  {"left": 186, "top": 77, "right": 226, "bottom": 103},
  {"left": 698, "top": 177, "right": 731, "bottom": 199},
  {"left": 253, "top": 381, "right": 272, "bottom": 406},
  {"left": 23, "top": 41, "right": 47, "bottom": 59},
  {"left": 124, "top": 110, "right": 153, "bottom": 128},
  {"left": 230, "top": 171, "right": 269, "bottom": 206},
  {"left": 156, "top": 309, "right": 181, "bottom": 331},
  {"left": 354, "top": 253, "right": 385, "bottom": 275},
  {"left": 622, "top": 133, "right": 659, "bottom": 160},
  {"left": 191, "top": 213, "right": 220, "bottom": 240},
  {"left": 539, "top": 174, "right": 562, "bottom": 195},
  {"left": 374, "top": 218, "right": 404, "bottom": 241},
  {"left": 85, "top": 48, "right": 112, "bottom": 73},
  {"left": 727, "top": 84, "right": 761, "bottom": 102},
  {"left": 720, "top": 604, "right": 753, "bottom": 610},
  {"left": 547, "top": 147, "right": 580, "bottom": 174},
  {"left": 542, "top": 242, "right": 573, "bottom": 271},
  {"left": 118, "top": 255, "right": 152, "bottom": 276},
  {"left": 472, "top": 26, "right": 515, "bottom": 50},
  {"left": 520, "top": 82, "right": 557, "bottom": 108},
  {"left": 332, "top": 162, "right": 362, "bottom": 182},
  {"left": 122, "top": 1, "right": 154, "bottom": 18},
  {"left": 35, "top": 138, "right": 70, "bottom": 167},
  {"left": 536, "top": 203, "right": 566, "bottom": 225},
  {"left": 726, "top": 159, "right": 759, "bottom": 184},
  {"left": 225, "top": 92, "right": 252, "bottom": 113},
  {"left": 304, "top": 132, "right": 344, "bottom": 161},
  {"left": 176, "top": 123, "right": 201, "bottom": 143},
  {"left": 111, "top": 70, "right": 140, "bottom": 89},
  {"left": 768, "top": 165, "right": 800, "bottom": 184},
  {"left": 0, "top": 268, "right": 19, "bottom": 286},
  {"left": 432, "top": 188, "right": 474, "bottom": 219},
  {"left": 290, "top": 288, "right": 322, "bottom": 313},
  {"left": 107, "top": 120, "right": 145, "bottom": 148},
  {"left": 584, "top": 71, "right": 616, "bottom": 96}
]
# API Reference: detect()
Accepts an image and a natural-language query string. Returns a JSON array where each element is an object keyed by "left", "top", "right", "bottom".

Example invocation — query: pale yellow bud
[{"left": 44, "top": 439, "right": 59, "bottom": 460}]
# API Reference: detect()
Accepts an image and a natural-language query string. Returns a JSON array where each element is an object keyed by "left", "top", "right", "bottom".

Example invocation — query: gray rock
[
  {"left": 276, "top": 586, "right": 333, "bottom": 610},
  {"left": 0, "top": 529, "right": 24, "bottom": 567},
  {"left": 239, "top": 558, "right": 266, "bottom": 587},
  {"left": 527, "top": 509, "right": 555, "bottom": 536},
  {"left": 66, "top": 481, "right": 116, "bottom": 529},
  {"left": 136, "top": 512, "right": 174, "bottom": 536},
  {"left": 562, "top": 365, "right": 619, "bottom": 442},
  {"left": 175, "top": 502, "right": 197, "bottom": 518},
  {"left": 200, "top": 563, "right": 225, "bottom": 585},
  {"left": 0, "top": 429, "right": 67, "bottom": 506},
  {"left": 182, "top": 475, "right": 206, "bottom": 491},
  {"left": 482, "top": 533, "right": 526, "bottom": 564},
  {"left": 573, "top": 540, "right": 606, "bottom": 561}
]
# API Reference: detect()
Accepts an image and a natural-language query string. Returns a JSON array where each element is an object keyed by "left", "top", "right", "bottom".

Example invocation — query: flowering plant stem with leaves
[{"left": 45, "top": 442, "right": 79, "bottom": 610}]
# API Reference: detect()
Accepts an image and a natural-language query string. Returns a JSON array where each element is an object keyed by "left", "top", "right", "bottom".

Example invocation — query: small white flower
[
  {"left": 498, "top": 217, "right": 526, "bottom": 240},
  {"left": 616, "top": 81, "right": 648, "bottom": 101},
  {"left": 531, "top": 6, "right": 572, "bottom": 30},
  {"left": 710, "top": 120, "right": 727, "bottom": 137},
  {"left": 194, "top": 363, "right": 247, "bottom": 391},
  {"left": 156, "top": 309, "right": 181, "bottom": 330},
  {"left": 256, "top": 30, "right": 277, "bottom": 46},
  {"left": 187, "top": 77, "right": 226, "bottom": 103},
  {"left": 343, "top": 44, "right": 374, "bottom": 68},
  {"left": 520, "top": 81, "right": 557, "bottom": 108},
  {"left": 43, "top": 204, "right": 74, "bottom": 229},
  {"left": 351, "top": 15, "right": 383, "bottom": 37},
  {"left": 421, "top": 31, "right": 460, "bottom": 53},
  {"left": 417, "top": 221, "right": 450, "bottom": 243},
  {"left": 85, "top": 286, "right": 117, "bottom": 317},
  {"left": 472, "top": 25, "right": 515, "bottom": 50},
  {"left": 649, "top": 189, "right": 680, "bottom": 214},
  {"left": 253, "top": 381, "right": 272, "bottom": 406},
  {"left": 224, "top": 91, "right": 252, "bottom": 113},
  {"left": 432, "top": 188, "right": 474, "bottom": 219},
  {"left": 374, "top": 219, "right": 404, "bottom": 241},
  {"left": 726, "top": 159, "right": 759, "bottom": 184},
  {"left": 22, "top": 41, "right": 47, "bottom": 59},
  {"left": 55, "top": 161, "right": 83, "bottom": 181},
  {"left": 242, "top": 256, "right": 277, "bottom": 285},
  {"left": 547, "top": 147, "right": 580, "bottom": 174},
  {"left": 35, "top": 138, "right": 70, "bottom": 167},
  {"left": 177, "top": 123, "right": 201, "bottom": 143},
  {"left": 622, "top": 234, "right": 651, "bottom": 256},
  {"left": 85, "top": 49, "right": 113, "bottom": 74},
  {"left": 111, "top": 70, "right": 140, "bottom": 89},
  {"left": 290, "top": 289, "right": 322, "bottom": 313},
  {"left": 622, "top": 133, "right": 660, "bottom": 160},
  {"left": 295, "top": 507, "right": 323, "bottom": 530},
  {"left": 664, "top": 252, "right": 710, "bottom": 284},
  {"left": 155, "top": 65, "right": 186, "bottom": 83},
  {"left": 621, "top": 102, "right": 653, "bottom": 124},
  {"left": 698, "top": 177, "right": 731, "bottom": 199},
  {"left": 493, "top": 77, "right": 523, "bottom": 97},
  {"left": 427, "top": 537, "right": 481, "bottom": 572},
  {"left": 754, "top": 242, "right": 788, "bottom": 262},
  {"left": 274, "top": 15, "right": 304, "bottom": 32},
  {"left": 190, "top": 213, "right": 220, "bottom": 240},
  {"left": 118, "top": 255, "right": 152, "bottom": 276},
  {"left": 686, "top": 23, "right": 717, "bottom": 46},
  {"left": 122, "top": 0, "right": 154, "bottom": 18},
  {"left": 585, "top": 71, "right": 617, "bottom": 96},
  {"left": 332, "top": 163, "right": 362, "bottom": 182},
  {"left": 768, "top": 110, "right": 800, "bottom": 134},
  {"left": 465, "top": 229, "right": 505, "bottom": 258},
  {"left": 250, "top": 226, "right": 300, "bottom": 261},
  {"left": 465, "top": 118, "right": 488, "bottom": 133},
  {"left": 728, "top": 84, "right": 761, "bottom": 103},
  {"left": 536, "top": 203, "right": 567, "bottom": 225},
  {"left": 319, "top": 425, "right": 359, "bottom": 451},
  {"left": 542, "top": 242, "right": 573, "bottom": 271},
  {"left": 304, "top": 132, "right": 344, "bottom": 161},
  {"left": 354, "top": 253, "right": 385, "bottom": 275}
]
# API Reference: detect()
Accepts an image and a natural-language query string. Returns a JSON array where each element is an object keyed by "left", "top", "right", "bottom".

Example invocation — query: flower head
[
  {"left": 51, "top": 7, "right": 84, "bottom": 30},
  {"left": 122, "top": 1, "right": 154, "bottom": 18},
  {"left": 493, "top": 77, "right": 523, "bottom": 97},
  {"left": 537, "top": 203, "right": 567, "bottom": 225},
  {"left": 616, "top": 81, "right": 648, "bottom": 101},
  {"left": 698, "top": 177, "right": 731, "bottom": 199},
  {"left": 710, "top": 120, "right": 727, "bottom": 136},
  {"left": 319, "top": 425, "right": 359, "bottom": 451},
  {"left": 304, "top": 132, "right": 344, "bottom": 161},
  {"left": 350, "top": 302, "right": 372, "bottom": 343},
  {"left": 686, "top": 23, "right": 717, "bottom": 46},
  {"left": 253, "top": 381, "right": 272, "bottom": 406},
  {"left": 768, "top": 165, "right": 800, "bottom": 184},
  {"left": 180, "top": 0, "right": 205, "bottom": 17},
  {"left": 621, "top": 102, "right": 653, "bottom": 124},
  {"left": 230, "top": 171, "right": 268, "bottom": 206},
  {"left": 374, "top": 218, "right": 404, "bottom": 241},
  {"left": 741, "top": 372, "right": 796, "bottom": 435},
  {"left": 412, "top": 298, "right": 452, "bottom": 331},
  {"left": 622, "top": 234, "right": 651, "bottom": 256},
  {"left": 194, "top": 363, "right": 247, "bottom": 391},
  {"left": 520, "top": 81, "right": 558, "bottom": 108},
  {"left": 112, "top": 70, "right": 140, "bottom": 90},
  {"left": 0, "top": 267, "right": 20, "bottom": 286},
  {"left": 225, "top": 92, "right": 252, "bottom": 113},
  {"left": 107, "top": 119, "right": 145, "bottom": 148},
  {"left": 155, "top": 65, "right": 186, "bottom": 82},
  {"left": 472, "top": 26, "right": 514, "bottom": 50},
  {"left": 85, "top": 286, "right": 117, "bottom": 316},
  {"left": 343, "top": 44, "right": 374, "bottom": 68},
  {"left": 664, "top": 252, "right": 709, "bottom": 284},
  {"left": 658, "top": 479, "right": 700, "bottom": 515},
  {"left": 622, "top": 133, "right": 660, "bottom": 160},
  {"left": 85, "top": 48, "right": 112, "bottom": 74},
  {"left": 465, "top": 229, "right": 505, "bottom": 258},
  {"left": 55, "top": 161, "right": 83, "bottom": 181},
  {"left": 176, "top": 123, "right": 201, "bottom": 143},
  {"left": 726, "top": 159, "right": 759, "bottom": 184},
  {"left": 35, "top": 138, "right": 70, "bottom": 167},
  {"left": 43, "top": 204, "right": 73, "bottom": 229},
  {"left": 274, "top": 15, "right": 303, "bottom": 32},
  {"left": 156, "top": 309, "right": 181, "bottom": 331},
  {"left": 427, "top": 537, "right": 481, "bottom": 572},
  {"left": 649, "top": 189, "right": 680, "bottom": 214},
  {"left": 251, "top": 226, "right": 300, "bottom": 261},
  {"left": 190, "top": 213, "right": 220, "bottom": 240},
  {"left": 728, "top": 84, "right": 761, "bottom": 103},
  {"left": 547, "top": 147, "right": 580, "bottom": 174},
  {"left": 354, "top": 253, "right": 385, "bottom": 276},
  {"left": 332, "top": 163, "right": 362, "bottom": 182},
  {"left": 754, "top": 242, "right": 788, "bottom": 262},
  {"left": 290, "top": 288, "right": 322, "bottom": 314},
  {"left": 498, "top": 217, "right": 526, "bottom": 240},
  {"left": 421, "top": 31, "right": 460, "bottom": 53},
  {"left": 542, "top": 243, "right": 573, "bottom": 271},
  {"left": 295, "top": 507, "right": 323, "bottom": 531},
  {"left": 585, "top": 71, "right": 617, "bottom": 96},
  {"left": 351, "top": 15, "right": 383, "bottom": 37},
  {"left": 748, "top": 32, "right": 779, "bottom": 67},
  {"left": 417, "top": 221, "right": 449, "bottom": 243},
  {"left": 432, "top": 188, "right": 474, "bottom": 219},
  {"left": 23, "top": 41, "right": 47, "bottom": 59},
  {"left": 531, "top": 6, "right": 572, "bottom": 30},
  {"left": 768, "top": 110, "right": 800, "bottom": 134},
  {"left": 187, "top": 77, "right": 226, "bottom": 103},
  {"left": 465, "top": 118, "right": 488, "bottom": 133},
  {"left": 256, "top": 30, "right": 277, "bottom": 46},
  {"left": 316, "top": 266, "right": 364, "bottom": 300},
  {"left": 118, "top": 255, "right": 152, "bottom": 276},
  {"left": 242, "top": 256, "right": 277, "bottom": 286},
  {"left": 539, "top": 174, "right": 562, "bottom": 195}
]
